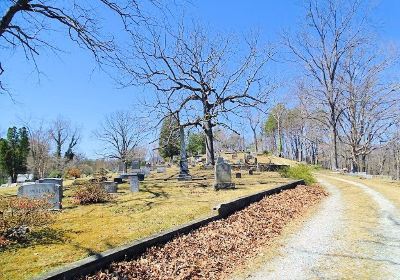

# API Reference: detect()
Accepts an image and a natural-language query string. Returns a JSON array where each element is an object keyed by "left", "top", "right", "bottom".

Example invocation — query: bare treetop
[{"left": 0, "top": 0, "right": 160, "bottom": 93}]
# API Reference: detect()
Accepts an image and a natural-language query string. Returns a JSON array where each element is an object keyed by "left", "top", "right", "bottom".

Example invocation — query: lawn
[{"left": 0, "top": 165, "right": 290, "bottom": 280}]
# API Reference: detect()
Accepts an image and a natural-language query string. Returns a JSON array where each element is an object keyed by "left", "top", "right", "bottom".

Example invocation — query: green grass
[
  {"left": 0, "top": 166, "right": 290, "bottom": 280},
  {"left": 279, "top": 164, "right": 316, "bottom": 185}
]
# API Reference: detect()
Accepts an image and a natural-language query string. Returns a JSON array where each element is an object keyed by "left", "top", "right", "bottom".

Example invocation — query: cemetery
[
  {"left": 1, "top": 1, "right": 400, "bottom": 279},
  {"left": 0, "top": 155, "right": 302, "bottom": 279}
]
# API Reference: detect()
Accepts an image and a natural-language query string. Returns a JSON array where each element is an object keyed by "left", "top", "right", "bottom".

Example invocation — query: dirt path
[{"left": 241, "top": 175, "right": 400, "bottom": 280}]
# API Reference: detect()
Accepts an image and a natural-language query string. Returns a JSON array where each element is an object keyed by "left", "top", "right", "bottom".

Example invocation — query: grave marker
[
  {"left": 130, "top": 176, "right": 139, "bottom": 192},
  {"left": 214, "top": 157, "right": 235, "bottom": 190},
  {"left": 18, "top": 183, "right": 62, "bottom": 209},
  {"left": 101, "top": 181, "right": 118, "bottom": 193}
]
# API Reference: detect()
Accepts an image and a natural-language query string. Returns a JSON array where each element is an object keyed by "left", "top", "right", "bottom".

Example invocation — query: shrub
[
  {"left": 0, "top": 197, "right": 54, "bottom": 244},
  {"left": 279, "top": 164, "right": 316, "bottom": 185},
  {"left": 66, "top": 167, "right": 81, "bottom": 178},
  {"left": 73, "top": 183, "right": 112, "bottom": 205},
  {"left": 72, "top": 178, "right": 89, "bottom": 186},
  {"left": 48, "top": 170, "right": 63, "bottom": 178}
]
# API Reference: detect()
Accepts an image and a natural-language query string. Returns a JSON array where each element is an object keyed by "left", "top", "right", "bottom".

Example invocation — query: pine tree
[{"left": 0, "top": 127, "right": 30, "bottom": 183}]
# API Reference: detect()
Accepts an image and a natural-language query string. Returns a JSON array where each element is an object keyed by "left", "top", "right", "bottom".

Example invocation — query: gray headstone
[
  {"left": 130, "top": 176, "right": 139, "bottom": 192},
  {"left": 101, "top": 181, "right": 118, "bottom": 193},
  {"left": 39, "top": 178, "right": 63, "bottom": 197},
  {"left": 157, "top": 167, "right": 166, "bottom": 173},
  {"left": 214, "top": 157, "right": 235, "bottom": 190},
  {"left": 18, "top": 183, "right": 62, "bottom": 209}
]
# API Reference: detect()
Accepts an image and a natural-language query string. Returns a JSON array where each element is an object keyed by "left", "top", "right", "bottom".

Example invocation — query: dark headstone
[
  {"left": 235, "top": 172, "right": 242, "bottom": 178},
  {"left": 137, "top": 173, "right": 145, "bottom": 181},
  {"left": 18, "top": 183, "right": 62, "bottom": 209},
  {"left": 114, "top": 177, "right": 123, "bottom": 184},
  {"left": 249, "top": 169, "right": 254, "bottom": 175}
]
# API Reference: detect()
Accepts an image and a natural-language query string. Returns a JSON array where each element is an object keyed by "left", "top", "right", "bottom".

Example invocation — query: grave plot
[{"left": 84, "top": 185, "right": 328, "bottom": 280}]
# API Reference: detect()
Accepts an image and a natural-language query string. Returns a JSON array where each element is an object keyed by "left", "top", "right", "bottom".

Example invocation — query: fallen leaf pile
[{"left": 85, "top": 185, "right": 328, "bottom": 280}]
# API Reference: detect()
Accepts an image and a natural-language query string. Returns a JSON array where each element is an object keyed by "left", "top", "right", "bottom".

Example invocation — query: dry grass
[{"left": 0, "top": 165, "right": 290, "bottom": 280}]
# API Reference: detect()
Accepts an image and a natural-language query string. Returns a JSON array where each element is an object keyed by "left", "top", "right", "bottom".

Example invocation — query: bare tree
[
  {"left": 243, "top": 109, "right": 264, "bottom": 153},
  {"left": 25, "top": 121, "right": 51, "bottom": 179},
  {"left": 49, "top": 117, "right": 81, "bottom": 169},
  {"left": 93, "top": 110, "right": 146, "bottom": 172},
  {"left": 338, "top": 46, "right": 400, "bottom": 172},
  {"left": 0, "top": 0, "right": 159, "bottom": 93},
  {"left": 284, "top": 0, "right": 366, "bottom": 169},
  {"left": 121, "top": 24, "right": 275, "bottom": 165}
]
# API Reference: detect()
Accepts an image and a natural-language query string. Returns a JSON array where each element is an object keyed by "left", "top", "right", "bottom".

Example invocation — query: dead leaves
[{"left": 86, "top": 185, "right": 328, "bottom": 280}]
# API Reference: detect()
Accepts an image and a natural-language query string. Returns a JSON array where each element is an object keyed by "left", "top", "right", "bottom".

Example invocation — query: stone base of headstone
[
  {"left": 101, "top": 181, "right": 118, "bottom": 193},
  {"left": 214, "top": 182, "right": 236, "bottom": 190},
  {"left": 177, "top": 174, "right": 192, "bottom": 181},
  {"left": 235, "top": 172, "right": 242, "bottom": 178}
]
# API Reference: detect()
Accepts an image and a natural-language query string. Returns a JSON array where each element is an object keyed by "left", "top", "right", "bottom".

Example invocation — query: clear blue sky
[{"left": 1, "top": 0, "right": 399, "bottom": 158}]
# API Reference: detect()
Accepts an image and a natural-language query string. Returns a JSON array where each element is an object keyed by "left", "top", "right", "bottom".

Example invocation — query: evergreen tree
[
  {"left": 187, "top": 133, "right": 206, "bottom": 155},
  {"left": 0, "top": 127, "right": 30, "bottom": 183},
  {"left": 159, "top": 116, "right": 180, "bottom": 160}
]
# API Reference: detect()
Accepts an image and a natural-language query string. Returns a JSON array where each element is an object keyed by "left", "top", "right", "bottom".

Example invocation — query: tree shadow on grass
[{"left": 0, "top": 228, "right": 68, "bottom": 252}]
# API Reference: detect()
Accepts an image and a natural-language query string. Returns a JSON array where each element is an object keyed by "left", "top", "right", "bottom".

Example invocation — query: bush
[
  {"left": 0, "top": 197, "right": 54, "bottom": 244},
  {"left": 72, "top": 178, "right": 89, "bottom": 186},
  {"left": 73, "top": 183, "right": 112, "bottom": 205},
  {"left": 279, "top": 164, "right": 316, "bottom": 185},
  {"left": 66, "top": 167, "right": 81, "bottom": 178},
  {"left": 48, "top": 170, "right": 63, "bottom": 178}
]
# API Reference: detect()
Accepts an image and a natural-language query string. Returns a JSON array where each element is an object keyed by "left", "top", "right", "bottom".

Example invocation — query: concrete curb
[{"left": 36, "top": 180, "right": 304, "bottom": 280}]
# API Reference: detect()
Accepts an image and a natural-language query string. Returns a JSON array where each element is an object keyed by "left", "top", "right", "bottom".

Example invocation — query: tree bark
[{"left": 204, "top": 120, "right": 215, "bottom": 165}]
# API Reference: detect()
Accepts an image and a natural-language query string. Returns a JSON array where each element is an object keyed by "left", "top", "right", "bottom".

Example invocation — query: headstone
[
  {"left": 130, "top": 176, "right": 139, "bottom": 192},
  {"left": 235, "top": 172, "right": 242, "bottom": 178},
  {"left": 100, "top": 181, "right": 118, "bottom": 193},
  {"left": 249, "top": 169, "right": 254, "bottom": 175},
  {"left": 142, "top": 167, "right": 151, "bottom": 176},
  {"left": 114, "top": 177, "right": 123, "bottom": 184},
  {"left": 17, "top": 183, "right": 62, "bottom": 209},
  {"left": 131, "top": 159, "right": 140, "bottom": 171},
  {"left": 254, "top": 157, "right": 258, "bottom": 164},
  {"left": 214, "top": 157, "right": 235, "bottom": 190},
  {"left": 137, "top": 173, "right": 145, "bottom": 181},
  {"left": 39, "top": 178, "right": 63, "bottom": 197},
  {"left": 157, "top": 167, "right": 166, "bottom": 173},
  {"left": 16, "top": 174, "right": 34, "bottom": 183}
]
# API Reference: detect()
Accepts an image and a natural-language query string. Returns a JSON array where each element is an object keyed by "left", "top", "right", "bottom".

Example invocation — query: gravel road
[{"left": 242, "top": 175, "right": 400, "bottom": 280}]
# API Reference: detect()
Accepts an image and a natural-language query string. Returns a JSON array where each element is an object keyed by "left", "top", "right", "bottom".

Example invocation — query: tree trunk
[
  {"left": 332, "top": 127, "right": 339, "bottom": 170},
  {"left": 204, "top": 120, "right": 215, "bottom": 165},
  {"left": 252, "top": 128, "right": 258, "bottom": 153}
]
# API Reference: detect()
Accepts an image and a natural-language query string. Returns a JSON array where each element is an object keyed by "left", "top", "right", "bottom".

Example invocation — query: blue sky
[{"left": 1, "top": 0, "right": 399, "bottom": 158}]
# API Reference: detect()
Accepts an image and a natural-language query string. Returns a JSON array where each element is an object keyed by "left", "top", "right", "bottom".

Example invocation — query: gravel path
[
  {"left": 328, "top": 177, "right": 400, "bottom": 278},
  {"left": 243, "top": 175, "right": 400, "bottom": 280},
  {"left": 244, "top": 179, "right": 344, "bottom": 280}
]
